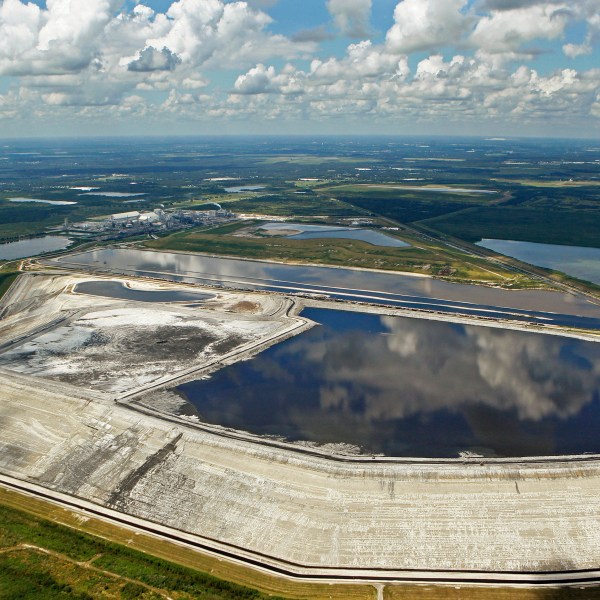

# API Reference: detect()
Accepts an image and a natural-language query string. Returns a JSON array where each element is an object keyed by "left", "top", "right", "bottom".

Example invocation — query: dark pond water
[
  {"left": 74, "top": 280, "right": 213, "bottom": 303},
  {"left": 177, "top": 308, "right": 600, "bottom": 458},
  {"left": 49, "top": 249, "right": 600, "bottom": 330},
  {"left": 0, "top": 236, "right": 73, "bottom": 260}
]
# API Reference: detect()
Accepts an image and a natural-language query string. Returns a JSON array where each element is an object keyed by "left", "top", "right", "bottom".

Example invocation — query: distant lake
[
  {"left": 80, "top": 192, "right": 146, "bottom": 198},
  {"left": 259, "top": 223, "right": 410, "bottom": 248},
  {"left": 0, "top": 236, "right": 73, "bottom": 260},
  {"left": 224, "top": 185, "right": 265, "bottom": 193},
  {"left": 477, "top": 239, "right": 600, "bottom": 285},
  {"left": 366, "top": 185, "right": 497, "bottom": 194},
  {"left": 8, "top": 197, "right": 76, "bottom": 205},
  {"left": 177, "top": 308, "right": 600, "bottom": 458}
]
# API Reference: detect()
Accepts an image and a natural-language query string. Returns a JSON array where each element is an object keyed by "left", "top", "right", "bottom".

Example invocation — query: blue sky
[{"left": 0, "top": 0, "right": 598, "bottom": 137}]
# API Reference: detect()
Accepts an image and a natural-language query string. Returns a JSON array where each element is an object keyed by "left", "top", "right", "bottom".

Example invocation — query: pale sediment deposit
[
  {"left": 1, "top": 272, "right": 600, "bottom": 582},
  {"left": 0, "top": 273, "right": 307, "bottom": 396}
]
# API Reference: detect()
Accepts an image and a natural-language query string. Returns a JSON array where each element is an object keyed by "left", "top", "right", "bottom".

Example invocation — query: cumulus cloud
[
  {"left": 470, "top": 3, "right": 571, "bottom": 54},
  {"left": 0, "top": 0, "right": 119, "bottom": 75},
  {"left": 0, "top": 0, "right": 598, "bottom": 132},
  {"left": 310, "top": 40, "right": 409, "bottom": 82},
  {"left": 234, "top": 63, "right": 278, "bottom": 94},
  {"left": 327, "top": 0, "right": 372, "bottom": 38},
  {"left": 0, "top": 0, "right": 318, "bottom": 125},
  {"left": 0, "top": 0, "right": 313, "bottom": 79},
  {"left": 386, "top": 0, "right": 470, "bottom": 54},
  {"left": 127, "top": 47, "right": 181, "bottom": 72}
]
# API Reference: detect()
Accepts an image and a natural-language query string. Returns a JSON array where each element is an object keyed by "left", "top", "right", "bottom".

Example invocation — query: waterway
[
  {"left": 477, "top": 239, "right": 600, "bottom": 286},
  {"left": 48, "top": 248, "right": 600, "bottom": 330},
  {"left": 259, "top": 223, "right": 409, "bottom": 248},
  {"left": 177, "top": 308, "right": 600, "bottom": 458},
  {"left": 0, "top": 236, "right": 73, "bottom": 260}
]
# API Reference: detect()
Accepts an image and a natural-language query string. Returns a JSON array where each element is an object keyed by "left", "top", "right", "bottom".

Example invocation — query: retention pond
[
  {"left": 49, "top": 248, "right": 600, "bottom": 330},
  {"left": 74, "top": 280, "right": 213, "bottom": 303},
  {"left": 259, "top": 223, "right": 409, "bottom": 248},
  {"left": 177, "top": 308, "right": 600, "bottom": 458}
]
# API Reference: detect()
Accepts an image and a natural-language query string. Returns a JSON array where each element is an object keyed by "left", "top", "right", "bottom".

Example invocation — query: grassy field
[
  {"left": 0, "top": 487, "right": 375, "bottom": 600},
  {"left": 0, "top": 270, "right": 19, "bottom": 301},
  {"left": 217, "top": 192, "right": 366, "bottom": 217},
  {"left": 492, "top": 178, "right": 600, "bottom": 188},
  {"left": 145, "top": 222, "right": 540, "bottom": 287},
  {"left": 319, "top": 185, "right": 488, "bottom": 223},
  {"left": 0, "top": 501, "right": 284, "bottom": 600},
  {"left": 320, "top": 182, "right": 600, "bottom": 252}
]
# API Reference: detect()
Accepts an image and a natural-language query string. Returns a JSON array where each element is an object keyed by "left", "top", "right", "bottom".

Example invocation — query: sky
[{"left": 0, "top": 0, "right": 599, "bottom": 138}]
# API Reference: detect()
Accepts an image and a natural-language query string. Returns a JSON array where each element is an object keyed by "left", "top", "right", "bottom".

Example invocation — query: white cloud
[
  {"left": 386, "top": 0, "right": 470, "bottom": 54},
  {"left": 127, "top": 46, "right": 181, "bottom": 72},
  {"left": 234, "top": 63, "right": 278, "bottom": 94},
  {"left": 563, "top": 10, "right": 600, "bottom": 58},
  {"left": 0, "top": 0, "right": 598, "bottom": 134},
  {"left": 36, "top": 0, "right": 118, "bottom": 51},
  {"left": 470, "top": 3, "right": 570, "bottom": 54},
  {"left": 0, "top": 0, "right": 119, "bottom": 75},
  {"left": 327, "top": 0, "right": 372, "bottom": 38},
  {"left": 0, "top": 0, "right": 41, "bottom": 62},
  {"left": 563, "top": 42, "right": 592, "bottom": 59},
  {"left": 310, "top": 40, "right": 409, "bottom": 82},
  {"left": 0, "top": 0, "right": 313, "bottom": 79}
]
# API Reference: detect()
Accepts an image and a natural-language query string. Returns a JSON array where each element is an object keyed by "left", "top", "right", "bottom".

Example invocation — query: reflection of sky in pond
[
  {"left": 259, "top": 223, "right": 409, "bottom": 248},
  {"left": 477, "top": 239, "right": 600, "bottom": 286},
  {"left": 178, "top": 308, "right": 600, "bottom": 458},
  {"left": 54, "top": 249, "right": 600, "bottom": 322},
  {"left": 0, "top": 236, "right": 72, "bottom": 260}
]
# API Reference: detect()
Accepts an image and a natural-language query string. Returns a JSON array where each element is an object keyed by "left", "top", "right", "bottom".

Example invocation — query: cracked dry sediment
[
  {"left": 0, "top": 273, "right": 308, "bottom": 396},
  {"left": 1, "top": 371, "right": 600, "bottom": 573}
]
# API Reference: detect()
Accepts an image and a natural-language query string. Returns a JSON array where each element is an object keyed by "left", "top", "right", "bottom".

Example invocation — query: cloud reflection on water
[
  {"left": 295, "top": 315, "right": 599, "bottom": 422},
  {"left": 252, "top": 311, "right": 600, "bottom": 455},
  {"left": 176, "top": 308, "right": 600, "bottom": 457}
]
